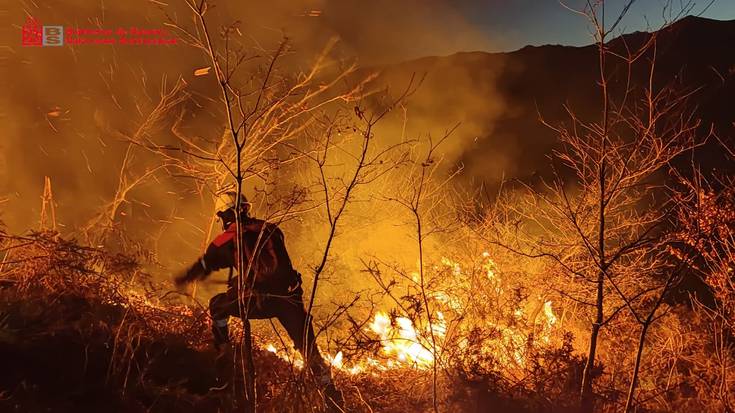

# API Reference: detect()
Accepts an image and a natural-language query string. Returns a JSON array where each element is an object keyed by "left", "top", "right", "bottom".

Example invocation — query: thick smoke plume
[{"left": 4, "top": 0, "right": 511, "bottom": 312}]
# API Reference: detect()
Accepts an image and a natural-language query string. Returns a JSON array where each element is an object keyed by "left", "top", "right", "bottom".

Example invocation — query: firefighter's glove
[
  {"left": 174, "top": 258, "right": 208, "bottom": 288},
  {"left": 173, "top": 271, "right": 191, "bottom": 288}
]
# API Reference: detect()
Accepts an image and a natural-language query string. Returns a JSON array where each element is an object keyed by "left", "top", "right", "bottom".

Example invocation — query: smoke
[
  {"left": 3, "top": 0, "right": 513, "bottom": 307},
  {"left": 316, "top": 0, "right": 496, "bottom": 63}
]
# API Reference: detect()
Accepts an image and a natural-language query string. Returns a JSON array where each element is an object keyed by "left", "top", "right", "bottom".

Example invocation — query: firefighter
[{"left": 174, "top": 192, "right": 343, "bottom": 410}]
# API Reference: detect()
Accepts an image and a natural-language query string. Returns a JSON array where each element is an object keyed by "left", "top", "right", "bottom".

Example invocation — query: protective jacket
[{"left": 183, "top": 218, "right": 300, "bottom": 293}]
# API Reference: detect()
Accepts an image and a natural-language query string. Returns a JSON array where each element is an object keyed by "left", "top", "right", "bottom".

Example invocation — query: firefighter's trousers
[{"left": 208, "top": 285, "right": 331, "bottom": 385}]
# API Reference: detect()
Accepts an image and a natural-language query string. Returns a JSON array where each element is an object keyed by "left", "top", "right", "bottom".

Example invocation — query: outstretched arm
[{"left": 174, "top": 234, "right": 235, "bottom": 286}]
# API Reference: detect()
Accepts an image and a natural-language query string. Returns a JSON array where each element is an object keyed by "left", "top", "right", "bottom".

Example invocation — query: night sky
[
  {"left": 457, "top": 0, "right": 735, "bottom": 51},
  {"left": 312, "top": 0, "right": 735, "bottom": 62}
]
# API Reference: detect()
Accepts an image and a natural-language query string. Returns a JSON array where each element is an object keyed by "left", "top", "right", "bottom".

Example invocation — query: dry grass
[
  {"left": 3, "top": 230, "right": 729, "bottom": 412},
  {"left": 0, "top": 232, "right": 588, "bottom": 412}
]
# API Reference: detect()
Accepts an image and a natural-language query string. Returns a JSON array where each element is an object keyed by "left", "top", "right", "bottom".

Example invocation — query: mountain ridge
[
  {"left": 373, "top": 16, "right": 735, "bottom": 184},
  {"left": 394, "top": 16, "right": 735, "bottom": 63}
]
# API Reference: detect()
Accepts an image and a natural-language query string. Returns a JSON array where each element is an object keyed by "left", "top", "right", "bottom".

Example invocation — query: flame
[
  {"left": 329, "top": 351, "right": 344, "bottom": 369},
  {"left": 369, "top": 311, "right": 437, "bottom": 368},
  {"left": 544, "top": 301, "right": 557, "bottom": 326},
  {"left": 258, "top": 252, "right": 559, "bottom": 376}
]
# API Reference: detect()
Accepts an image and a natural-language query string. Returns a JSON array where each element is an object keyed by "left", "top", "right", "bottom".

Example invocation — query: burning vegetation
[
  {"left": 3, "top": 1, "right": 735, "bottom": 413},
  {"left": 0, "top": 230, "right": 583, "bottom": 412}
]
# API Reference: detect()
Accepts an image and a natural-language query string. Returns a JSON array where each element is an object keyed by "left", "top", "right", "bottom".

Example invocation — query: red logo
[{"left": 22, "top": 17, "right": 42, "bottom": 46}]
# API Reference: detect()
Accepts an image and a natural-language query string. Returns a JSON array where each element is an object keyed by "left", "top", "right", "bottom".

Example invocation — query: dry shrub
[
  {"left": 0, "top": 232, "right": 324, "bottom": 412},
  {"left": 5, "top": 229, "right": 727, "bottom": 412},
  {"left": 0, "top": 232, "right": 456, "bottom": 412}
]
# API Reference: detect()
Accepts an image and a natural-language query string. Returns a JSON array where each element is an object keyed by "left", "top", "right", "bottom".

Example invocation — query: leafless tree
[
  {"left": 145, "top": 0, "right": 419, "bottom": 409},
  {"left": 301, "top": 77, "right": 423, "bottom": 354},
  {"left": 475, "top": 1, "right": 710, "bottom": 410}
]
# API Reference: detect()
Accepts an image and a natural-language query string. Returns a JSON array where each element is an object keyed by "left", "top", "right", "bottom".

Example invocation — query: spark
[{"left": 194, "top": 67, "right": 211, "bottom": 77}]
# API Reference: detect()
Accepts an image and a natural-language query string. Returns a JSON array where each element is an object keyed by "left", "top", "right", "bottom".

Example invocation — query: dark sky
[
  {"left": 459, "top": 0, "right": 735, "bottom": 49},
  {"left": 309, "top": 0, "right": 735, "bottom": 62}
]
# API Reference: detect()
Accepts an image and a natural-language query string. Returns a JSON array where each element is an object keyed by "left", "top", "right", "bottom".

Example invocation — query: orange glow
[{"left": 259, "top": 252, "right": 559, "bottom": 375}]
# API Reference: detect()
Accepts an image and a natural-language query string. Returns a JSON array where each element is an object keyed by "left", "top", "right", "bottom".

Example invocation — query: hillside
[
  {"left": 0, "top": 232, "right": 581, "bottom": 413},
  {"left": 2, "top": 14, "right": 734, "bottom": 413},
  {"left": 375, "top": 16, "right": 735, "bottom": 184}
]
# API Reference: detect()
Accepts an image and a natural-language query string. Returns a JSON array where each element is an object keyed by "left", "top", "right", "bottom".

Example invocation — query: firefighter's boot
[
  {"left": 212, "top": 318, "right": 230, "bottom": 350},
  {"left": 324, "top": 382, "right": 345, "bottom": 412}
]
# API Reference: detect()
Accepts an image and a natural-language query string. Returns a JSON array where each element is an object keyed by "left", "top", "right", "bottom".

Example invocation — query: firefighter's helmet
[{"left": 215, "top": 191, "right": 251, "bottom": 214}]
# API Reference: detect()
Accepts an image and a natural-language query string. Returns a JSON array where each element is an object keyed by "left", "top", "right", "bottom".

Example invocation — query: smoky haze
[
  {"left": 3, "top": 0, "right": 512, "bottom": 304},
  {"left": 7, "top": 0, "right": 733, "bottom": 335}
]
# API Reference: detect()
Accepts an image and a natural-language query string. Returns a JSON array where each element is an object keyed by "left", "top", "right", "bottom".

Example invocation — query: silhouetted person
[{"left": 174, "top": 192, "right": 343, "bottom": 410}]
